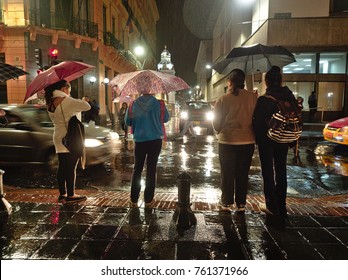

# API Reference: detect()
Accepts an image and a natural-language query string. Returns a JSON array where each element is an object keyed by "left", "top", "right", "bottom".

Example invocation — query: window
[
  {"left": 284, "top": 52, "right": 347, "bottom": 74},
  {"left": 283, "top": 53, "right": 316, "bottom": 74},
  {"left": 318, "top": 82, "right": 344, "bottom": 111},
  {"left": 330, "top": 0, "right": 348, "bottom": 15},
  {"left": 284, "top": 82, "right": 315, "bottom": 110},
  {"left": 319, "top": 53, "right": 347, "bottom": 74},
  {"left": 112, "top": 16, "right": 116, "bottom": 35}
]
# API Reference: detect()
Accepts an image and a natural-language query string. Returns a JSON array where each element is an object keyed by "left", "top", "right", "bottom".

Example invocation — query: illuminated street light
[
  {"left": 89, "top": 76, "right": 96, "bottom": 84},
  {"left": 134, "top": 45, "right": 145, "bottom": 56}
]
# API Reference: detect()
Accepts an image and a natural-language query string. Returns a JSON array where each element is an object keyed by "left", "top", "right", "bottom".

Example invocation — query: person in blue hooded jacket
[{"left": 125, "top": 91, "right": 170, "bottom": 207}]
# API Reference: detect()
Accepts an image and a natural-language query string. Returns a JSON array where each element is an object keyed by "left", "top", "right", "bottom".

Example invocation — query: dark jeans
[
  {"left": 258, "top": 142, "right": 289, "bottom": 215},
  {"left": 218, "top": 143, "right": 255, "bottom": 206},
  {"left": 57, "top": 153, "right": 79, "bottom": 197},
  {"left": 120, "top": 121, "right": 128, "bottom": 135},
  {"left": 131, "top": 139, "right": 162, "bottom": 203}
]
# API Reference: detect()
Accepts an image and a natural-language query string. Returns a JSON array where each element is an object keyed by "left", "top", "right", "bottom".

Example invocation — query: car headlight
[
  {"left": 339, "top": 126, "right": 348, "bottom": 133},
  {"left": 108, "top": 131, "right": 119, "bottom": 140},
  {"left": 206, "top": 111, "right": 214, "bottom": 121},
  {"left": 85, "top": 138, "right": 104, "bottom": 148},
  {"left": 180, "top": 111, "right": 188, "bottom": 119}
]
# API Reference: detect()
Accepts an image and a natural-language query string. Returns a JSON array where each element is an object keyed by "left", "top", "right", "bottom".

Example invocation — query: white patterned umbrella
[{"left": 109, "top": 70, "right": 190, "bottom": 96}]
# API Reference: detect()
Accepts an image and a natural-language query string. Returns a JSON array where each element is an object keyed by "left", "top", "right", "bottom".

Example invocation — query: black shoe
[
  {"left": 65, "top": 195, "right": 87, "bottom": 203},
  {"left": 58, "top": 195, "right": 66, "bottom": 202}
]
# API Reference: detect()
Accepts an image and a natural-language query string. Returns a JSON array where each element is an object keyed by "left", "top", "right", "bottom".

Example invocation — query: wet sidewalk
[{"left": 1, "top": 187, "right": 348, "bottom": 260}]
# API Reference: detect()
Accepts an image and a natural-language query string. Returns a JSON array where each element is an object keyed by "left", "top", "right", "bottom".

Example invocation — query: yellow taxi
[{"left": 323, "top": 117, "right": 348, "bottom": 145}]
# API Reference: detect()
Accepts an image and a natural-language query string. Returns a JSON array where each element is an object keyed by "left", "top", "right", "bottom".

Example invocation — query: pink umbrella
[
  {"left": 24, "top": 61, "right": 95, "bottom": 102},
  {"left": 109, "top": 70, "right": 190, "bottom": 96}
]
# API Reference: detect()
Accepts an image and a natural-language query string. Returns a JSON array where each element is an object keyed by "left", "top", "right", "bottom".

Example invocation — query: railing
[
  {"left": 29, "top": 9, "right": 98, "bottom": 39},
  {"left": 104, "top": 32, "right": 124, "bottom": 51},
  {"left": 104, "top": 32, "right": 141, "bottom": 68}
]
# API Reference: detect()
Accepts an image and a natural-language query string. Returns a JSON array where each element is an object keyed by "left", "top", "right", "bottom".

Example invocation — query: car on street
[
  {"left": 323, "top": 117, "right": 348, "bottom": 145},
  {"left": 0, "top": 104, "right": 118, "bottom": 170},
  {"left": 179, "top": 100, "right": 214, "bottom": 134}
]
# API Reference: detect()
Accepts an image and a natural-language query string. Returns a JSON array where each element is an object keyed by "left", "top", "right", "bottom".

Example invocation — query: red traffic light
[{"left": 50, "top": 48, "right": 59, "bottom": 59}]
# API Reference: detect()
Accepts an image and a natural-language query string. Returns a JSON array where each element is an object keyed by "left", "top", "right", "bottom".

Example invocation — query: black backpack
[
  {"left": 265, "top": 95, "right": 303, "bottom": 143},
  {"left": 62, "top": 115, "right": 85, "bottom": 158}
]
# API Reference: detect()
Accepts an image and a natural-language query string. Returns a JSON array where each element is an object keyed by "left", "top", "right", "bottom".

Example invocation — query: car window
[
  {"left": 0, "top": 111, "right": 23, "bottom": 129},
  {"left": 0, "top": 113, "right": 8, "bottom": 126},
  {"left": 187, "top": 102, "right": 210, "bottom": 110},
  {"left": 21, "top": 107, "right": 54, "bottom": 128}
]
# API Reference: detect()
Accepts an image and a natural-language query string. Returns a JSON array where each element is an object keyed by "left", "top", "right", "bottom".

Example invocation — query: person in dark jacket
[
  {"left": 253, "top": 66, "right": 297, "bottom": 218},
  {"left": 118, "top": 102, "right": 128, "bottom": 138}
]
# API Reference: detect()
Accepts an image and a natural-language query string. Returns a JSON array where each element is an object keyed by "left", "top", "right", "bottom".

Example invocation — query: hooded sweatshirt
[
  {"left": 125, "top": 94, "right": 170, "bottom": 142},
  {"left": 252, "top": 85, "right": 296, "bottom": 145}
]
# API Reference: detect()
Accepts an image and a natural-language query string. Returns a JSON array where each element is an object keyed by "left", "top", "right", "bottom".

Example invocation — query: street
[
  {"left": 1, "top": 132, "right": 348, "bottom": 261},
  {"left": 3, "top": 133, "right": 348, "bottom": 199}
]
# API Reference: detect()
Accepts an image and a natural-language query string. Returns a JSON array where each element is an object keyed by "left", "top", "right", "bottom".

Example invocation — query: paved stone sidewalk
[
  {"left": 1, "top": 186, "right": 348, "bottom": 260},
  {"left": 3, "top": 186, "right": 348, "bottom": 216}
]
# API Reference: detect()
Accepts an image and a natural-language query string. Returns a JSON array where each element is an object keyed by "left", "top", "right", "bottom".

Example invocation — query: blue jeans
[
  {"left": 218, "top": 143, "right": 255, "bottom": 206},
  {"left": 258, "top": 142, "right": 289, "bottom": 215},
  {"left": 131, "top": 139, "right": 162, "bottom": 203}
]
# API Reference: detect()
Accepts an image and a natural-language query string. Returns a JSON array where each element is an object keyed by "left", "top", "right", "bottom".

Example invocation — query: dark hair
[
  {"left": 44, "top": 80, "right": 68, "bottom": 104},
  {"left": 228, "top": 69, "right": 245, "bottom": 96},
  {"left": 265, "top": 66, "right": 282, "bottom": 86}
]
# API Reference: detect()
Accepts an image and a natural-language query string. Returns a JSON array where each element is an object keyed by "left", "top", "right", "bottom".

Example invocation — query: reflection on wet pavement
[
  {"left": 1, "top": 202, "right": 347, "bottom": 260},
  {"left": 2, "top": 138, "right": 348, "bottom": 198}
]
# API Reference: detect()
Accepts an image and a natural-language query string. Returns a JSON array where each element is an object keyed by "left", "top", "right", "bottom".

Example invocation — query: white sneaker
[
  {"left": 259, "top": 203, "right": 274, "bottom": 215},
  {"left": 218, "top": 201, "right": 234, "bottom": 211}
]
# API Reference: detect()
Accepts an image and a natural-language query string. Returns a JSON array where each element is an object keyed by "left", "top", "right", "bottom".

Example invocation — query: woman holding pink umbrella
[{"left": 44, "top": 79, "right": 90, "bottom": 203}]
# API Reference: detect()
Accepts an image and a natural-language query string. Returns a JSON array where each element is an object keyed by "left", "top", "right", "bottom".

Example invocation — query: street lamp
[
  {"left": 134, "top": 45, "right": 145, "bottom": 56},
  {"left": 102, "top": 77, "right": 109, "bottom": 85},
  {"left": 89, "top": 76, "right": 96, "bottom": 84},
  {"left": 195, "top": 85, "right": 200, "bottom": 100},
  {"left": 134, "top": 43, "right": 146, "bottom": 69}
]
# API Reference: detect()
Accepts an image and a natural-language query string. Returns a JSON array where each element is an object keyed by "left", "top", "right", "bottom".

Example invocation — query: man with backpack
[{"left": 253, "top": 66, "right": 302, "bottom": 220}]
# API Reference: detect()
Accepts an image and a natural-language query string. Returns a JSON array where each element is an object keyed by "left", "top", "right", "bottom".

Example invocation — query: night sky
[{"left": 155, "top": 0, "right": 201, "bottom": 87}]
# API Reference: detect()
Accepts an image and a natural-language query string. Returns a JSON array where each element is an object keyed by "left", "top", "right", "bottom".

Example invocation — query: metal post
[
  {"left": 173, "top": 172, "right": 197, "bottom": 233},
  {"left": 0, "top": 169, "right": 12, "bottom": 216}
]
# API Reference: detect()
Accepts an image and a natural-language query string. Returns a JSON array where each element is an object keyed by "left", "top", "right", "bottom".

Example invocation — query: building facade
[
  {"left": 196, "top": 0, "right": 348, "bottom": 121},
  {"left": 0, "top": 0, "right": 159, "bottom": 127}
]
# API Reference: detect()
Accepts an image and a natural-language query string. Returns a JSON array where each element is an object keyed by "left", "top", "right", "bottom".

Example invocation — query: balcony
[
  {"left": 104, "top": 32, "right": 140, "bottom": 68},
  {"left": 29, "top": 9, "right": 98, "bottom": 39},
  {"left": 104, "top": 32, "right": 124, "bottom": 51}
]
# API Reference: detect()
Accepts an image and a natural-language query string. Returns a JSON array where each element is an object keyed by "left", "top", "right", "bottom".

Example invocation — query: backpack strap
[{"left": 264, "top": 94, "right": 278, "bottom": 102}]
